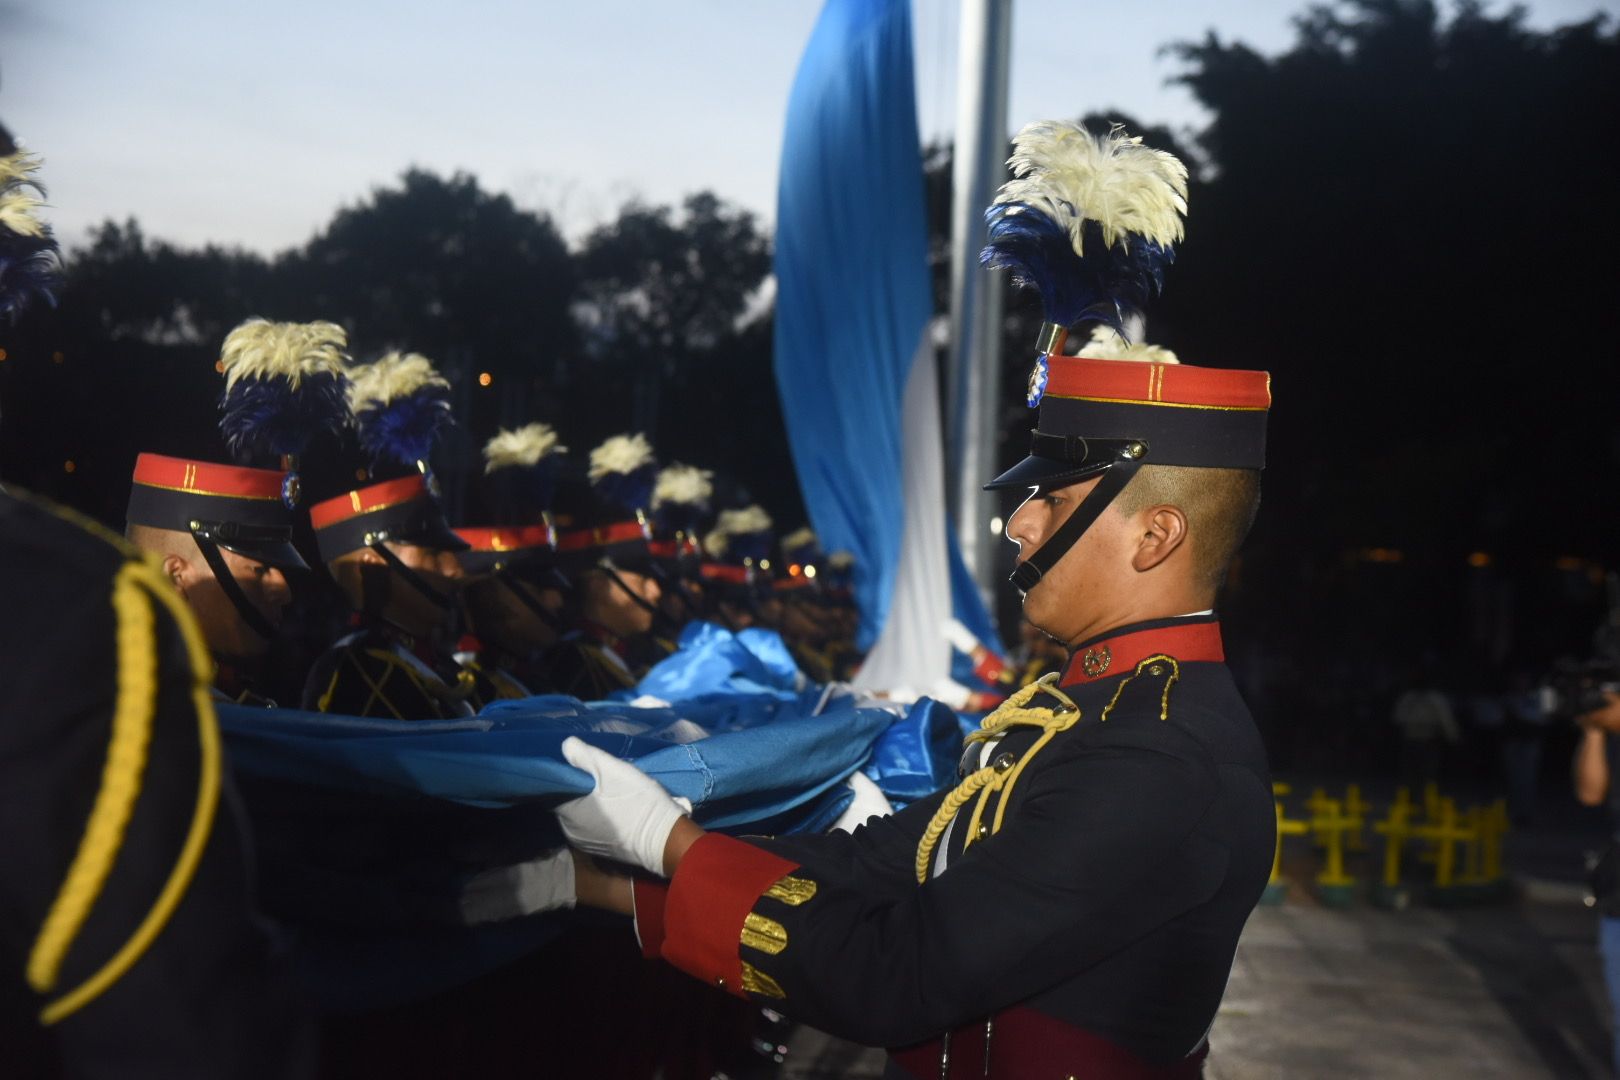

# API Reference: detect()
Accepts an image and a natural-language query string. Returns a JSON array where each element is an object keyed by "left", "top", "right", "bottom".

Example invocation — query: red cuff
[
  {"left": 973, "top": 648, "right": 1008, "bottom": 684},
  {"left": 632, "top": 877, "right": 670, "bottom": 959},
  {"left": 661, "top": 834, "right": 799, "bottom": 998}
]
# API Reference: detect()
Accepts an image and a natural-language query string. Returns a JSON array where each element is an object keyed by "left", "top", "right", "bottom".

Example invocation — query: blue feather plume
[
  {"left": 728, "top": 530, "right": 773, "bottom": 565},
  {"left": 222, "top": 370, "right": 350, "bottom": 460},
  {"left": 0, "top": 231, "right": 60, "bottom": 322},
  {"left": 593, "top": 464, "right": 657, "bottom": 516},
  {"left": 980, "top": 206, "right": 1174, "bottom": 336},
  {"left": 356, "top": 384, "right": 454, "bottom": 469}
]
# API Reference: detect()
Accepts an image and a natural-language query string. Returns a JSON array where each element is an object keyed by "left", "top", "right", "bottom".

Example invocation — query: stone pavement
[{"left": 1208, "top": 896, "right": 1612, "bottom": 1079}]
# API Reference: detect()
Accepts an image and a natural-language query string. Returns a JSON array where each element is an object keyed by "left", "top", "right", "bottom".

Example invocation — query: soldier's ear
[
  {"left": 161, "top": 552, "right": 190, "bottom": 592},
  {"left": 1131, "top": 504, "right": 1188, "bottom": 573}
]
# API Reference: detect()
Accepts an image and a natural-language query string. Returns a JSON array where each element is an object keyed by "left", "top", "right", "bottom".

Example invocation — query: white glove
[
  {"left": 943, "top": 617, "right": 981, "bottom": 655},
  {"left": 458, "top": 849, "right": 575, "bottom": 925},
  {"left": 557, "top": 737, "right": 691, "bottom": 876},
  {"left": 830, "top": 771, "right": 894, "bottom": 834}
]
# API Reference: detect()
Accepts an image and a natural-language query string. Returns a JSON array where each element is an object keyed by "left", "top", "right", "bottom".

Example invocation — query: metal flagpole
[{"left": 946, "top": 0, "right": 1012, "bottom": 621}]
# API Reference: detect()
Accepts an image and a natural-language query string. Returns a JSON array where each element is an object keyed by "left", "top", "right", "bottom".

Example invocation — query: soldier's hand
[
  {"left": 557, "top": 737, "right": 692, "bottom": 876},
  {"left": 458, "top": 848, "right": 576, "bottom": 924}
]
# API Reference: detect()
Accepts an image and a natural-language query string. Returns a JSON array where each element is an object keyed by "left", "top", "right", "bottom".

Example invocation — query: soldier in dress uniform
[
  {"left": 544, "top": 122, "right": 1277, "bottom": 1078},
  {"left": 123, "top": 318, "right": 350, "bottom": 704},
  {"left": 300, "top": 352, "right": 477, "bottom": 719},
  {"left": 697, "top": 503, "right": 776, "bottom": 632},
  {"left": 645, "top": 461, "right": 715, "bottom": 650},
  {"left": 454, "top": 423, "right": 572, "bottom": 698},
  {"left": 0, "top": 131, "right": 313, "bottom": 1079},
  {"left": 530, "top": 433, "right": 666, "bottom": 699},
  {"left": 772, "top": 526, "right": 840, "bottom": 683},
  {"left": 124, "top": 454, "right": 303, "bottom": 703}
]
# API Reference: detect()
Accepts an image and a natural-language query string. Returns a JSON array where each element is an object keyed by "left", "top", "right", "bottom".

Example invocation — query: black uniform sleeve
[
  {"left": 651, "top": 722, "right": 1226, "bottom": 1049},
  {"left": 0, "top": 492, "right": 313, "bottom": 1079}
]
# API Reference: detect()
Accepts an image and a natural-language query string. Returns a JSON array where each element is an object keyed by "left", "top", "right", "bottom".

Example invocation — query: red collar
[{"left": 1060, "top": 618, "right": 1225, "bottom": 686}]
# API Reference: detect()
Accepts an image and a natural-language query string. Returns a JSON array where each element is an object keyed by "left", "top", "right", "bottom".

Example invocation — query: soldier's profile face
[
  {"left": 1006, "top": 475, "right": 1135, "bottom": 647},
  {"left": 197, "top": 546, "right": 291, "bottom": 657}
]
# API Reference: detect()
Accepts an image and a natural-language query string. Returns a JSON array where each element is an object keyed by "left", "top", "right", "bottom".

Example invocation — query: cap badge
[
  {"left": 281, "top": 473, "right": 302, "bottom": 509},
  {"left": 1026, "top": 354, "right": 1050, "bottom": 408},
  {"left": 1080, "top": 644, "right": 1112, "bottom": 678}
]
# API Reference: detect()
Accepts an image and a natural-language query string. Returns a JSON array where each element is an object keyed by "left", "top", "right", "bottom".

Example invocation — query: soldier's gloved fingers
[
  {"left": 458, "top": 848, "right": 576, "bottom": 925},
  {"left": 557, "top": 737, "right": 687, "bottom": 876}
]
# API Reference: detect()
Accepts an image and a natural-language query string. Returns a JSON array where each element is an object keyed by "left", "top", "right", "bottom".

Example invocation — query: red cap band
[
  {"left": 310, "top": 475, "right": 431, "bottom": 530},
  {"left": 131, "top": 452, "right": 284, "bottom": 500},
  {"left": 555, "top": 520, "right": 650, "bottom": 553},
  {"left": 1046, "top": 357, "right": 1270, "bottom": 410},
  {"left": 454, "top": 524, "right": 554, "bottom": 553}
]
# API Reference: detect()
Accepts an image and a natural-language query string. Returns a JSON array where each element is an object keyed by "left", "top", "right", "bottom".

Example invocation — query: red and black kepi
[
  {"left": 127, "top": 452, "right": 307, "bottom": 570},
  {"left": 309, "top": 474, "right": 468, "bottom": 564}
]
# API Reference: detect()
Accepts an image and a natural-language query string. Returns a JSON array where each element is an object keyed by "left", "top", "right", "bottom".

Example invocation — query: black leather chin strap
[
  {"left": 191, "top": 534, "right": 280, "bottom": 642},
  {"left": 1008, "top": 457, "right": 1143, "bottom": 594},
  {"left": 496, "top": 571, "right": 567, "bottom": 634},
  {"left": 371, "top": 541, "right": 453, "bottom": 610},
  {"left": 600, "top": 562, "right": 678, "bottom": 637}
]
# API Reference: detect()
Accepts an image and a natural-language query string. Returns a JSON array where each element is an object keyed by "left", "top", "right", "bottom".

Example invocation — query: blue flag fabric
[{"left": 773, "top": 0, "right": 932, "bottom": 652}]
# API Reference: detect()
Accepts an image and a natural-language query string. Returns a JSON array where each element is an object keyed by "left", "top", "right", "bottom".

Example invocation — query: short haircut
[{"left": 1112, "top": 465, "right": 1261, "bottom": 591}]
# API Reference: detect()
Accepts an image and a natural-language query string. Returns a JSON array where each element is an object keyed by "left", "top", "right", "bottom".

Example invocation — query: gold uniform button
[
  {"left": 976, "top": 822, "right": 990, "bottom": 840},
  {"left": 1149, "top": 664, "right": 1165, "bottom": 676},
  {"left": 992, "top": 752, "right": 1015, "bottom": 773},
  {"left": 716, "top": 977, "right": 726, "bottom": 989}
]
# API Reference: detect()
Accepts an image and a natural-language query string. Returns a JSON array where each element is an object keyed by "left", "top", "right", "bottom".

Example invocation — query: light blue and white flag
[{"left": 774, "top": 0, "right": 1000, "bottom": 693}]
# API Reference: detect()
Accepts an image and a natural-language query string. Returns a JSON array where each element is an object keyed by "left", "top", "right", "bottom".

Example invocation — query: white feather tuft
[
  {"left": 717, "top": 505, "right": 773, "bottom": 536},
  {"left": 345, "top": 350, "right": 449, "bottom": 412},
  {"left": 0, "top": 151, "right": 47, "bottom": 239},
  {"left": 588, "top": 433, "right": 656, "bottom": 481},
  {"left": 483, "top": 423, "right": 566, "bottom": 474},
  {"left": 652, "top": 463, "right": 714, "bottom": 508},
  {"left": 827, "top": 551, "right": 855, "bottom": 571},
  {"left": 220, "top": 318, "right": 351, "bottom": 390},
  {"left": 782, "top": 527, "right": 817, "bottom": 552},
  {"left": 702, "top": 528, "right": 731, "bottom": 559},
  {"left": 1076, "top": 325, "right": 1180, "bottom": 364},
  {"left": 996, "top": 121, "right": 1188, "bottom": 256}
]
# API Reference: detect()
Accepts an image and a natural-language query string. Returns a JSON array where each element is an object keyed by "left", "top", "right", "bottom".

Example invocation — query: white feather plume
[
  {"left": 345, "top": 350, "right": 449, "bottom": 411},
  {"left": 1076, "top": 325, "right": 1180, "bottom": 364},
  {"left": 589, "top": 433, "right": 656, "bottom": 481},
  {"left": 717, "top": 505, "right": 773, "bottom": 536},
  {"left": 483, "top": 423, "right": 566, "bottom": 474},
  {"left": 782, "top": 526, "right": 817, "bottom": 552},
  {"left": 996, "top": 121, "right": 1188, "bottom": 256},
  {"left": 220, "top": 318, "right": 350, "bottom": 391},
  {"left": 652, "top": 463, "right": 714, "bottom": 508},
  {"left": 702, "top": 528, "right": 731, "bottom": 559},
  {"left": 827, "top": 551, "right": 855, "bottom": 571},
  {"left": 0, "top": 151, "right": 47, "bottom": 239}
]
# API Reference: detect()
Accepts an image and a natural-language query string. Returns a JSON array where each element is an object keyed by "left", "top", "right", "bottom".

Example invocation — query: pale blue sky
[{"left": 3, "top": 0, "right": 1612, "bottom": 254}]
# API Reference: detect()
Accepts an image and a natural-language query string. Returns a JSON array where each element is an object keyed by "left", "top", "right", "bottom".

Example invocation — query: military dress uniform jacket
[
  {"left": 0, "top": 490, "right": 312, "bottom": 1079},
  {"left": 301, "top": 624, "right": 481, "bottom": 720},
  {"left": 630, "top": 616, "right": 1274, "bottom": 1079}
]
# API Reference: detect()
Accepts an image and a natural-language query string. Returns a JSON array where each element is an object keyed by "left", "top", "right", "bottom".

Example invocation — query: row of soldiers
[{"left": 125, "top": 318, "right": 873, "bottom": 720}]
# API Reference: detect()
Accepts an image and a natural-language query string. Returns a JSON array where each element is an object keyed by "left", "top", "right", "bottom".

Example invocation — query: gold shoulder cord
[
  {"left": 26, "top": 558, "right": 223, "bottom": 1024},
  {"left": 912, "top": 656, "right": 1184, "bottom": 883},
  {"left": 914, "top": 675, "right": 1082, "bottom": 883}
]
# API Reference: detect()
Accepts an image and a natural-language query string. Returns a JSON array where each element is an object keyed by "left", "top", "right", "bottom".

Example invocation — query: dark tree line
[{"left": 0, "top": 173, "right": 787, "bottom": 527}]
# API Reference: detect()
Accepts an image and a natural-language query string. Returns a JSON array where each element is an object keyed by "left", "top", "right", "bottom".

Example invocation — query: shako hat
[
  {"left": 648, "top": 463, "right": 714, "bottom": 565},
  {"left": 978, "top": 121, "right": 1270, "bottom": 593},
  {"left": 127, "top": 453, "right": 308, "bottom": 570},
  {"left": 553, "top": 433, "right": 657, "bottom": 572},
  {"left": 311, "top": 350, "right": 465, "bottom": 567},
  {"left": 457, "top": 423, "right": 569, "bottom": 575}
]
